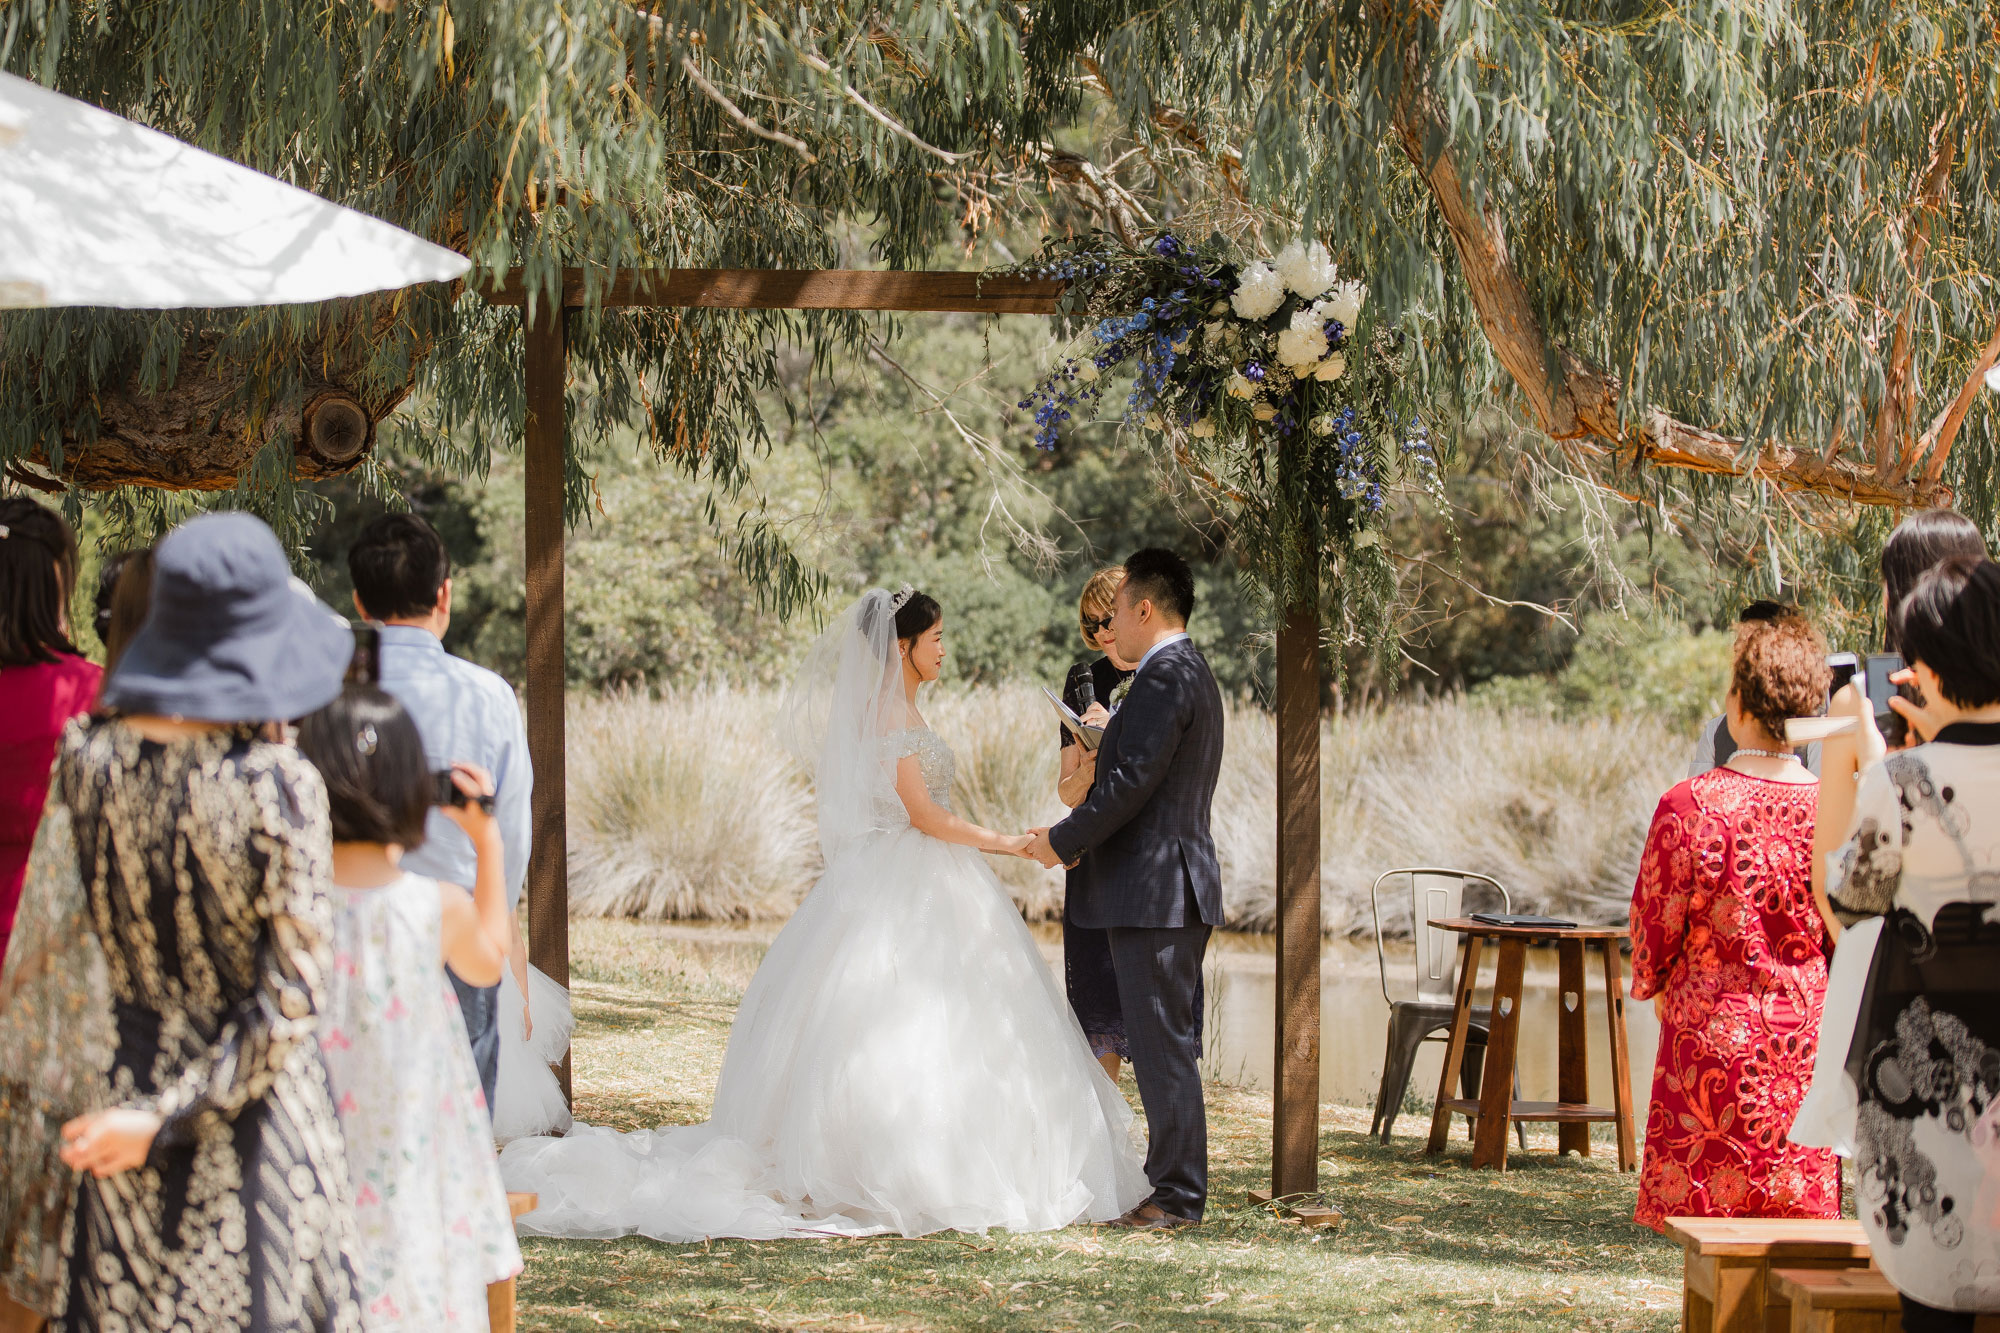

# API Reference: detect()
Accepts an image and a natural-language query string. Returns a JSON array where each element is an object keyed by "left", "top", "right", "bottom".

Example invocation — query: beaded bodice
[{"left": 885, "top": 726, "right": 956, "bottom": 807}]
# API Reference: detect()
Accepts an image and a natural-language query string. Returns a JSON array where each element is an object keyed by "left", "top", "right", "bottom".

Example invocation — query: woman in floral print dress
[
  {"left": 0, "top": 514, "right": 365, "bottom": 1331},
  {"left": 1629, "top": 610, "right": 1841, "bottom": 1231}
]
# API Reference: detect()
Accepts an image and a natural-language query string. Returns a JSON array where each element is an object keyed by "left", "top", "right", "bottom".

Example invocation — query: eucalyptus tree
[
  {"left": 1022, "top": 0, "right": 2000, "bottom": 524},
  {"left": 0, "top": 1, "right": 1054, "bottom": 605},
  {"left": 7, "top": 0, "right": 1997, "bottom": 602}
]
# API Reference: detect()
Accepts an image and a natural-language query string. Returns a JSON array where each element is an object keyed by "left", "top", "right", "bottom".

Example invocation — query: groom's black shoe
[{"left": 1109, "top": 1202, "right": 1198, "bottom": 1231}]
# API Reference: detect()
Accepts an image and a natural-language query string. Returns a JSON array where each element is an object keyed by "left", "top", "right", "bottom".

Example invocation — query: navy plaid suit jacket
[{"left": 1048, "top": 637, "right": 1225, "bottom": 929}]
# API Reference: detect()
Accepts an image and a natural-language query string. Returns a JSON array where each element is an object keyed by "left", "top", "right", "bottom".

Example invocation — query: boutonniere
[{"left": 1109, "top": 676, "right": 1134, "bottom": 711}]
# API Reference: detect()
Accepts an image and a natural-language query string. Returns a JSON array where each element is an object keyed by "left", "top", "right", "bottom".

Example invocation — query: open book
[{"left": 1042, "top": 686, "right": 1105, "bottom": 752}]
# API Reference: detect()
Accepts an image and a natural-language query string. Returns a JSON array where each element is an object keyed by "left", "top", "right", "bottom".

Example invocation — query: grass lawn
[{"left": 515, "top": 919, "right": 1683, "bottom": 1332}]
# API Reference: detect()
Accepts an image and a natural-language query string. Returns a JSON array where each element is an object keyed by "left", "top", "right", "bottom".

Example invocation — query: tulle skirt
[
  {"left": 493, "top": 962, "right": 574, "bottom": 1144},
  {"left": 499, "top": 827, "right": 1150, "bottom": 1240}
]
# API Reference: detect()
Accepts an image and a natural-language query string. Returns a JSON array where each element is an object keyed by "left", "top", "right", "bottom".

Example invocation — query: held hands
[
  {"left": 987, "top": 832, "right": 1035, "bottom": 858},
  {"left": 60, "top": 1108, "right": 162, "bottom": 1177},
  {"left": 1023, "top": 827, "right": 1075, "bottom": 870}
]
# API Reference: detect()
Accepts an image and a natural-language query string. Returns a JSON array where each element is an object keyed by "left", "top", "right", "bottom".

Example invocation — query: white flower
[
  {"left": 1351, "top": 529, "right": 1382, "bottom": 549},
  {"left": 1275, "top": 307, "right": 1330, "bottom": 370},
  {"left": 1203, "top": 319, "right": 1226, "bottom": 340},
  {"left": 1309, "top": 413, "right": 1336, "bottom": 437},
  {"left": 1229, "top": 261, "right": 1286, "bottom": 321},
  {"left": 1225, "top": 371, "right": 1257, "bottom": 400},
  {"left": 1189, "top": 417, "right": 1217, "bottom": 439},
  {"left": 1252, "top": 402, "right": 1278, "bottom": 421},
  {"left": 1143, "top": 411, "right": 1165, "bottom": 431},
  {"left": 1313, "top": 351, "right": 1348, "bottom": 383},
  {"left": 1077, "top": 360, "right": 1099, "bottom": 382},
  {"left": 1210, "top": 300, "right": 1230, "bottom": 315},
  {"left": 1276, "top": 239, "right": 1339, "bottom": 299},
  {"left": 1325, "top": 279, "right": 1366, "bottom": 331}
]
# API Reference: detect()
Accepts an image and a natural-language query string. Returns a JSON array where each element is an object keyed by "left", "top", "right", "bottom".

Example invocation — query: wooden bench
[
  {"left": 1772, "top": 1269, "right": 2000, "bottom": 1333},
  {"left": 488, "top": 1191, "right": 539, "bottom": 1333},
  {"left": 1665, "top": 1217, "right": 1873, "bottom": 1333}
]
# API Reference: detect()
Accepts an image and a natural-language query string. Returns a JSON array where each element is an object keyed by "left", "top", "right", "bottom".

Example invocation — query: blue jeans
[{"left": 449, "top": 966, "right": 500, "bottom": 1122}]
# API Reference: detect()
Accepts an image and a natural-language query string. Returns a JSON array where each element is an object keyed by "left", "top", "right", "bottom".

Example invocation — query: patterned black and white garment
[
  {"left": 1824, "top": 722, "right": 2000, "bottom": 1318},
  {"left": 0, "top": 719, "right": 364, "bottom": 1332}
]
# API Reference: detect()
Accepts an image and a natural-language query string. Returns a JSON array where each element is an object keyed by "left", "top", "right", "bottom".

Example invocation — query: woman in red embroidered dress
[{"left": 1630, "top": 609, "right": 1840, "bottom": 1232}]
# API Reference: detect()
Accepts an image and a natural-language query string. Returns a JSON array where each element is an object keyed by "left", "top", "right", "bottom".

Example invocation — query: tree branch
[
  {"left": 1871, "top": 112, "right": 1957, "bottom": 476},
  {"left": 1913, "top": 311, "right": 2000, "bottom": 485},
  {"left": 1389, "top": 81, "right": 1950, "bottom": 509},
  {"left": 677, "top": 54, "right": 818, "bottom": 163}
]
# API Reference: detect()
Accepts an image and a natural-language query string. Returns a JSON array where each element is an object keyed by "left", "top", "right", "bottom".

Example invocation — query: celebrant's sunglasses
[{"left": 1082, "top": 612, "right": 1113, "bottom": 637}]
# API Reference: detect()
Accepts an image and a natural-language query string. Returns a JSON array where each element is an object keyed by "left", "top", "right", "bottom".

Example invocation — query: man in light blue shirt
[{"left": 349, "top": 514, "right": 532, "bottom": 1116}]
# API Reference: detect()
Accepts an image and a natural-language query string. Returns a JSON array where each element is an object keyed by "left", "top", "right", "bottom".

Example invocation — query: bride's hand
[{"left": 989, "top": 833, "right": 1034, "bottom": 858}]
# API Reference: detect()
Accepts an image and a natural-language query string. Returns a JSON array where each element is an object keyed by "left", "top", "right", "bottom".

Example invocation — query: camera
[{"left": 433, "top": 770, "right": 496, "bottom": 814}]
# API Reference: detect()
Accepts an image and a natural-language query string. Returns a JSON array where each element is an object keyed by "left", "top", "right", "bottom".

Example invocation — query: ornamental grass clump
[
  {"left": 566, "top": 689, "right": 816, "bottom": 921},
  {"left": 563, "top": 684, "right": 1681, "bottom": 934}
]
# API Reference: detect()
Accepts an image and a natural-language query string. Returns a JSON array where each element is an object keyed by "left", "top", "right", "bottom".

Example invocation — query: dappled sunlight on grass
[{"left": 518, "top": 920, "right": 1679, "bottom": 1331}]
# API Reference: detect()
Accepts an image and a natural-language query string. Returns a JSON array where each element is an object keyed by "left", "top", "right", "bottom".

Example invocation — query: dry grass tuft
[{"left": 565, "top": 687, "right": 1685, "bottom": 933}]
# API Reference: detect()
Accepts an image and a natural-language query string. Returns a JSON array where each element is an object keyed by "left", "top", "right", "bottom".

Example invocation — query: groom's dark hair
[{"left": 1122, "top": 548, "right": 1194, "bottom": 625}]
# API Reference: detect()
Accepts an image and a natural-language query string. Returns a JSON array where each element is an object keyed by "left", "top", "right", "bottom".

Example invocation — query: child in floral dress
[{"left": 298, "top": 686, "right": 522, "bottom": 1330}]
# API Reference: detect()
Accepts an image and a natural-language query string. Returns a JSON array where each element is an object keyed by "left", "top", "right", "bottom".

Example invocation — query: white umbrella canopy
[{"left": 0, "top": 71, "right": 469, "bottom": 310}]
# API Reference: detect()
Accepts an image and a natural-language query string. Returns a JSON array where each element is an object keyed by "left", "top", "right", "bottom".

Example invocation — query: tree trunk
[{"left": 17, "top": 299, "right": 431, "bottom": 492}]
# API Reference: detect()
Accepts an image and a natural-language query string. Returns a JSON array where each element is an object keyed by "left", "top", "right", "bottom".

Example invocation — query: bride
[{"left": 499, "top": 587, "right": 1150, "bottom": 1240}]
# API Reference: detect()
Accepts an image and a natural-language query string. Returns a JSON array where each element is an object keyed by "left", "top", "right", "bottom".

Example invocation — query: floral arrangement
[{"left": 1010, "top": 231, "right": 1438, "bottom": 539}]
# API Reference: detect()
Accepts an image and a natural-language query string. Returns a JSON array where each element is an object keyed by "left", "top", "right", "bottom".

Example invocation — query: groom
[{"left": 1026, "top": 548, "right": 1225, "bottom": 1230}]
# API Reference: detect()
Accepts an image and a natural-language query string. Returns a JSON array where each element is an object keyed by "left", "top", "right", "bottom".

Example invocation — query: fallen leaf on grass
[{"left": 1386, "top": 1214, "right": 1425, "bottom": 1224}]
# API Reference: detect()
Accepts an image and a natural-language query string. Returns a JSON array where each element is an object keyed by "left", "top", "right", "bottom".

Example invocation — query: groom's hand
[{"left": 1024, "top": 827, "right": 1069, "bottom": 870}]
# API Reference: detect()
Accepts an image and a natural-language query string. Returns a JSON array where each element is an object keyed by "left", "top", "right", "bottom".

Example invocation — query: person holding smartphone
[
  {"left": 1812, "top": 509, "right": 1987, "bottom": 933},
  {"left": 1810, "top": 557, "right": 2000, "bottom": 1330}
]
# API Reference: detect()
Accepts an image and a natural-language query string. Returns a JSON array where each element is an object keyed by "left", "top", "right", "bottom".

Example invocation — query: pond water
[{"left": 642, "top": 921, "right": 1661, "bottom": 1122}]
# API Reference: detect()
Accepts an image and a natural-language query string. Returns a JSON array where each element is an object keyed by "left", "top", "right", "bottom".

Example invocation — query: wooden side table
[
  {"left": 1665, "top": 1218, "right": 1872, "bottom": 1333},
  {"left": 1423, "top": 919, "right": 1637, "bottom": 1170}
]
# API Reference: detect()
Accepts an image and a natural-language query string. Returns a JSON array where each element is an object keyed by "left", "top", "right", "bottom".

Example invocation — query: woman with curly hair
[{"left": 1628, "top": 608, "right": 1840, "bottom": 1231}]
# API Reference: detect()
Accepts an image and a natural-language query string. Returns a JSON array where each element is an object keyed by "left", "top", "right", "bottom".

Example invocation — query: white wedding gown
[{"left": 498, "top": 725, "right": 1150, "bottom": 1240}]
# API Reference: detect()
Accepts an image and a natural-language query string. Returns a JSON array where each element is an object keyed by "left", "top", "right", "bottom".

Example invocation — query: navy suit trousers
[{"left": 1106, "top": 922, "right": 1211, "bottom": 1220}]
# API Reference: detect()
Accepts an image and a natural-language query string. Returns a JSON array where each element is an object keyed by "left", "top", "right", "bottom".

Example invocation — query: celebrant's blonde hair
[{"left": 1077, "top": 566, "right": 1124, "bottom": 651}]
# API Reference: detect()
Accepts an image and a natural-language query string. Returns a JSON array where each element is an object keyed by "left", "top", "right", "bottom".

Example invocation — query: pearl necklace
[{"left": 1729, "top": 748, "right": 1796, "bottom": 762}]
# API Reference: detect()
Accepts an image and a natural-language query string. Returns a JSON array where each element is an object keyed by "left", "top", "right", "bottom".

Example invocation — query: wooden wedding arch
[{"left": 485, "top": 268, "right": 1330, "bottom": 1209}]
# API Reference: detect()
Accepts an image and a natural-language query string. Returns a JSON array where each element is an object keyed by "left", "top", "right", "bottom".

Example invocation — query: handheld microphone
[{"left": 1076, "top": 679, "right": 1095, "bottom": 712}]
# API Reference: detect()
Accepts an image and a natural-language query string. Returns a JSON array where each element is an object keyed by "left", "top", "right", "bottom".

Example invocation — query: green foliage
[{"left": 1475, "top": 617, "right": 1735, "bottom": 737}]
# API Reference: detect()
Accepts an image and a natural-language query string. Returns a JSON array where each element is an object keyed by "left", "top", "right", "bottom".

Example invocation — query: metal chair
[{"left": 1368, "top": 868, "right": 1524, "bottom": 1147}]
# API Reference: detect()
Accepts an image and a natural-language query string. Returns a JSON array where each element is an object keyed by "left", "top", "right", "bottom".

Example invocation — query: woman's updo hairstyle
[
  {"left": 892, "top": 589, "right": 941, "bottom": 645},
  {"left": 296, "top": 685, "right": 434, "bottom": 848},
  {"left": 1730, "top": 608, "right": 1831, "bottom": 740}
]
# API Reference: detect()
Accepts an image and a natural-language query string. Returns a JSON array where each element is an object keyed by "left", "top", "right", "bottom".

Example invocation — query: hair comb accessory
[
  {"left": 356, "top": 724, "right": 378, "bottom": 756},
  {"left": 889, "top": 585, "right": 916, "bottom": 612},
  {"left": 0, "top": 524, "right": 10, "bottom": 539}
]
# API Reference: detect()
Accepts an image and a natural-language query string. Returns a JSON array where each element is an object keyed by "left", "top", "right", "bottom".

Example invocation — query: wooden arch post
[{"left": 487, "top": 268, "right": 1325, "bottom": 1198}]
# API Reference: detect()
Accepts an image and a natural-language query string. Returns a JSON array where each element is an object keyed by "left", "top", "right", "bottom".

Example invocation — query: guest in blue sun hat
[{"left": 0, "top": 510, "right": 368, "bottom": 1331}]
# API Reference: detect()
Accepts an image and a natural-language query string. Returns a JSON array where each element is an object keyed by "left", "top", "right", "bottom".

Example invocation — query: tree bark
[
  {"left": 18, "top": 299, "right": 430, "bottom": 493},
  {"left": 1390, "top": 90, "right": 1952, "bottom": 510}
]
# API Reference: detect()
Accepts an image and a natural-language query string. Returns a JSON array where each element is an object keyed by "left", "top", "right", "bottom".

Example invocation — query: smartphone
[
  {"left": 433, "top": 770, "right": 497, "bottom": 814},
  {"left": 1825, "top": 652, "right": 1859, "bottom": 706},
  {"left": 1865, "top": 652, "right": 1909, "bottom": 747},
  {"left": 346, "top": 623, "right": 380, "bottom": 685}
]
